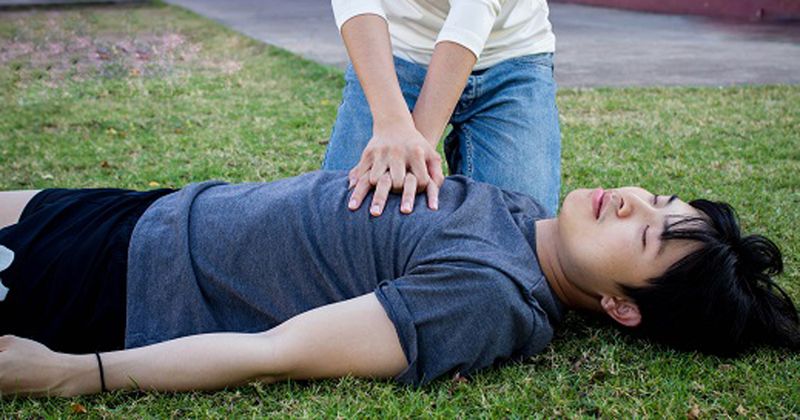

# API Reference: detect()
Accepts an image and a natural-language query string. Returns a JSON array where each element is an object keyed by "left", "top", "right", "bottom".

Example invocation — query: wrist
[
  {"left": 372, "top": 114, "right": 415, "bottom": 135},
  {"left": 417, "top": 126, "right": 443, "bottom": 147},
  {"left": 58, "top": 354, "right": 99, "bottom": 397},
  {"left": 411, "top": 114, "right": 444, "bottom": 146}
]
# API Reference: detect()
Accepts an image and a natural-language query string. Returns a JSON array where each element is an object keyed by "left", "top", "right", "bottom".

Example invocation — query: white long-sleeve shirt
[{"left": 332, "top": 0, "right": 555, "bottom": 70}]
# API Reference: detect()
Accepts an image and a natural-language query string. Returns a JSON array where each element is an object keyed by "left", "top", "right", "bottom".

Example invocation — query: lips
[{"left": 591, "top": 188, "right": 605, "bottom": 219}]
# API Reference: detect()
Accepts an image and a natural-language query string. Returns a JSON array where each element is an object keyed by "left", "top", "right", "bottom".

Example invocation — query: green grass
[{"left": 1, "top": 3, "right": 799, "bottom": 417}]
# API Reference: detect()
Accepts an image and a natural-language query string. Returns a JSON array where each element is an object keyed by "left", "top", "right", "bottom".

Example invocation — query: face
[{"left": 556, "top": 186, "right": 703, "bottom": 298}]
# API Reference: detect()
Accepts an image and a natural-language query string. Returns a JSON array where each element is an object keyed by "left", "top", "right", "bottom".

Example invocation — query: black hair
[{"left": 622, "top": 199, "right": 800, "bottom": 356}]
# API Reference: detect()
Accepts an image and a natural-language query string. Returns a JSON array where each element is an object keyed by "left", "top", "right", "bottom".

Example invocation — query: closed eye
[
  {"left": 642, "top": 225, "right": 649, "bottom": 249},
  {"left": 654, "top": 194, "right": 679, "bottom": 207}
]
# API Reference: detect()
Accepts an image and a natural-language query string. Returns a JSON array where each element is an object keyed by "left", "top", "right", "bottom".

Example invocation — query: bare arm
[
  {"left": 411, "top": 41, "right": 476, "bottom": 146},
  {"left": 342, "top": 17, "right": 476, "bottom": 216},
  {"left": 0, "top": 293, "right": 407, "bottom": 397},
  {"left": 340, "top": 15, "right": 444, "bottom": 216}
]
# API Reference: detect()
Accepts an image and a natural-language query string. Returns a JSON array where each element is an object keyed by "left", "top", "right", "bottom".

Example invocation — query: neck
[{"left": 534, "top": 219, "right": 602, "bottom": 313}]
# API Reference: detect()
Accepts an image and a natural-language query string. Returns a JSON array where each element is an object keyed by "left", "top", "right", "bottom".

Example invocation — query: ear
[{"left": 600, "top": 296, "right": 641, "bottom": 327}]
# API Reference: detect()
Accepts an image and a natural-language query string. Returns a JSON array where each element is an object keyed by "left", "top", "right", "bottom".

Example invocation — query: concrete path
[{"left": 165, "top": 0, "right": 800, "bottom": 87}]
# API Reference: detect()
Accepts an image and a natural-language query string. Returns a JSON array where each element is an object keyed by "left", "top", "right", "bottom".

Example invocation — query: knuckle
[
  {"left": 369, "top": 172, "right": 382, "bottom": 184},
  {"left": 374, "top": 144, "right": 389, "bottom": 156},
  {"left": 363, "top": 149, "right": 375, "bottom": 159},
  {"left": 410, "top": 146, "right": 425, "bottom": 160}
]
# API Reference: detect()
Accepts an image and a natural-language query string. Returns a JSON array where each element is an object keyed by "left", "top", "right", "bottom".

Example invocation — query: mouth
[{"left": 591, "top": 188, "right": 605, "bottom": 219}]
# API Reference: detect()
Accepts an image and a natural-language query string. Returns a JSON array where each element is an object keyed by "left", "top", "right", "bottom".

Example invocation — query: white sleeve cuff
[
  {"left": 436, "top": 27, "right": 486, "bottom": 59},
  {"left": 435, "top": 0, "right": 502, "bottom": 59},
  {"left": 332, "top": 0, "right": 387, "bottom": 30}
]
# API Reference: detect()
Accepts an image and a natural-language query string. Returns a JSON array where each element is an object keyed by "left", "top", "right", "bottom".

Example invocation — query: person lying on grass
[{"left": 0, "top": 170, "right": 797, "bottom": 397}]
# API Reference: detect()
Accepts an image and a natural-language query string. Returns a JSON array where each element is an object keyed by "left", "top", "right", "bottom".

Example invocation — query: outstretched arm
[{"left": 0, "top": 293, "right": 407, "bottom": 397}]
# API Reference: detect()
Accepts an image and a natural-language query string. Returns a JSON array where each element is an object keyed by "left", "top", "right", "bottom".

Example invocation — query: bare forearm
[
  {"left": 412, "top": 41, "right": 476, "bottom": 145},
  {"left": 62, "top": 333, "right": 279, "bottom": 396},
  {"left": 341, "top": 14, "right": 412, "bottom": 127},
  {"left": 0, "top": 296, "right": 403, "bottom": 398},
  {"left": 339, "top": 15, "right": 446, "bottom": 213}
]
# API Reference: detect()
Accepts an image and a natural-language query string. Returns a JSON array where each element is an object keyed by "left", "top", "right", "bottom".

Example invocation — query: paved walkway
[{"left": 165, "top": 0, "right": 800, "bottom": 87}]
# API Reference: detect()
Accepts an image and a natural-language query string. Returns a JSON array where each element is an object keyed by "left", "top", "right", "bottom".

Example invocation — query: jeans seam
[{"left": 462, "top": 126, "right": 474, "bottom": 176}]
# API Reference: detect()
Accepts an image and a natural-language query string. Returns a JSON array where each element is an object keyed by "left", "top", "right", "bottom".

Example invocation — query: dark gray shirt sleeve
[{"left": 374, "top": 261, "right": 554, "bottom": 386}]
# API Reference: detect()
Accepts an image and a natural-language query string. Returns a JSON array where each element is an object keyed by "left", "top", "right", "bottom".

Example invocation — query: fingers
[
  {"left": 408, "top": 157, "right": 430, "bottom": 191},
  {"left": 349, "top": 150, "right": 375, "bottom": 189},
  {"left": 348, "top": 174, "right": 372, "bottom": 211},
  {"left": 350, "top": 172, "right": 423, "bottom": 215},
  {"left": 347, "top": 146, "right": 444, "bottom": 215},
  {"left": 426, "top": 180, "right": 440, "bottom": 211},
  {"left": 425, "top": 155, "right": 443, "bottom": 210},
  {"left": 388, "top": 159, "right": 407, "bottom": 191},
  {"left": 348, "top": 167, "right": 361, "bottom": 190},
  {"left": 427, "top": 154, "right": 445, "bottom": 186},
  {"left": 400, "top": 174, "right": 417, "bottom": 214},
  {"left": 369, "top": 173, "right": 392, "bottom": 216},
  {"left": 369, "top": 157, "right": 389, "bottom": 186}
]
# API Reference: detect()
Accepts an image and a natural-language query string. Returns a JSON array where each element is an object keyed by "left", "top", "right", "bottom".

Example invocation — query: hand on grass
[
  {"left": 0, "top": 335, "right": 75, "bottom": 397},
  {"left": 347, "top": 122, "right": 444, "bottom": 216}
]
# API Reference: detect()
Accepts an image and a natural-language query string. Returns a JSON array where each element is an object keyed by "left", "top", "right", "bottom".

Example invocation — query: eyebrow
[
  {"left": 657, "top": 218, "right": 670, "bottom": 256},
  {"left": 654, "top": 196, "right": 681, "bottom": 256},
  {"left": 656, "top": 211, "right": 687, "bottom": 257}
]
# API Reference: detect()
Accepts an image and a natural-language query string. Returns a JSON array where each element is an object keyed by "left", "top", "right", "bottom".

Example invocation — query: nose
[{"left": 615, "top": 191, "right": 654, "bottom": 219}]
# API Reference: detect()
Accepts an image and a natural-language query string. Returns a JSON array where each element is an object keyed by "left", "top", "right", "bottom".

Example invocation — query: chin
[
  {"left": 556, "top": 189, "right": 579, "bottom": 226},
  {"left": 560, "top": 189, "right": 589, "bottom": 216}
]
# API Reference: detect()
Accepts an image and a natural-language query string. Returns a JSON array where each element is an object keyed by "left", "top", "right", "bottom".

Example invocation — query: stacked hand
[{"left": 347, "top": 122, "right": 444, "bottom": 216}]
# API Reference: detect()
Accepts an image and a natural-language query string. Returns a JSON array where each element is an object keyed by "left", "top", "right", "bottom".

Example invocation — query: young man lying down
[{"left": 0, "top": 170, "right": 797, "bottom": 397}]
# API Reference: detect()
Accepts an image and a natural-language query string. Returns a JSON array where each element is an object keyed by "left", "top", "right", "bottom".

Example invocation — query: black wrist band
[{"left": 95, "top": 352, "right": 107, "bottom": 393}]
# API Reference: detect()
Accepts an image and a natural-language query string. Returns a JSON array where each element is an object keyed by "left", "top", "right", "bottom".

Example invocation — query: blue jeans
[{"left": 323, "top": 53, "right": 562, "bottom": 215}]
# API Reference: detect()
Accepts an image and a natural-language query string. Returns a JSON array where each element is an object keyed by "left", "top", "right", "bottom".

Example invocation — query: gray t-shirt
[{"left": 126, "top": 170, "right": 564, "bottom": 386}]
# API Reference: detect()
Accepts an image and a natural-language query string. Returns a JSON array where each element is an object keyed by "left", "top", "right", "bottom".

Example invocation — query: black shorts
[{"left": 0, "top": 187, "right": 174, "bottom": 353}]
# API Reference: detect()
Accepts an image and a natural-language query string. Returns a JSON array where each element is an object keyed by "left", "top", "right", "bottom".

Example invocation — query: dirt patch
[{"left": 0, "top": 9, "right": 241, "bottom": 85}]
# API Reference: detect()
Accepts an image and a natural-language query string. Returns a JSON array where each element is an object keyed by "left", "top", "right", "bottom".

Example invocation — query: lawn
[{"left": 1, "top": 3, "right": 799, "bottom": 417}]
